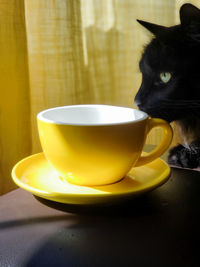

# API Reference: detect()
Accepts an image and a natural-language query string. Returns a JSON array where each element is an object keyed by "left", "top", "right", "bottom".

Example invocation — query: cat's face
[{"left": 134, "top": 4, "right": 200, "bottom": 123}]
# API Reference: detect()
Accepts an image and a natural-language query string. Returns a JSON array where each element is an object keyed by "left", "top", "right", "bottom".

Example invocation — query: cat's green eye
[{"left": 160, "top": 72, "right": 171, "bottom": 83}]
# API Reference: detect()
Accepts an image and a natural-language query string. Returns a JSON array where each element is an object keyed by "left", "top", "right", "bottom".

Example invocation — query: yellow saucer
[{"left": 12, "top": 152, "right": 170, "bottom": 205}]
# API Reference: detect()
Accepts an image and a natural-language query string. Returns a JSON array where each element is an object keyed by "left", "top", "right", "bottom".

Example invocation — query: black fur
[
  {"left": 168, "top": 141, "right": 200, "bottom": 168},
  {"left": 135, "top": 4, "right": 200, "bottom": 168}
]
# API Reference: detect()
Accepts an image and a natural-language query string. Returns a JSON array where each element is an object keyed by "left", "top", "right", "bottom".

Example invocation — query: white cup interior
[{"left": 37, "top": 105, "right": 148, "bottom": 125}]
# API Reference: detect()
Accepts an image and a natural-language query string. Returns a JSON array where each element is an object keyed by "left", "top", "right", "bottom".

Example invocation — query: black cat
[{"left": 134, "top": 3, "right": 200, "bottom": 168}]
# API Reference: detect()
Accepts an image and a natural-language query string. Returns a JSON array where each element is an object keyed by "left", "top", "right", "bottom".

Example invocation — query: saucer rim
[{"left": 12, "top": 152, "right": 171, "bottom": 203}]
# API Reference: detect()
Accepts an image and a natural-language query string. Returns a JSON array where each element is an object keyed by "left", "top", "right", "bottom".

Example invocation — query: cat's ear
[
  {"left": 180, "top": 4, "right": 200, "bottom": 42},
  {"left": 180, "top": 3, "right": 200, "bottom": 27},
  {"left": 137, "top": 19, "right": 168, "bottom": 40},
  {"left": 137, "top": 19, "right": 170, "bottom": 43}
]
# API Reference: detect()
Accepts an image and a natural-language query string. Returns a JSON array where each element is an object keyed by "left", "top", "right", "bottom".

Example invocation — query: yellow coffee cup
[{"left": 37, "top": 105, "right": 173, "bottom": 186}]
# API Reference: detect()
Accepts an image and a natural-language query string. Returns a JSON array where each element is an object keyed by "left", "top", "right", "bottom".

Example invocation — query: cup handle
[{"left": 135, "top": 118, "right": 173, "bottom": 167}]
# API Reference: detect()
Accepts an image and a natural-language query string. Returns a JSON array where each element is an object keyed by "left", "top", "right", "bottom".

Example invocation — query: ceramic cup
[{"left": 37, "top": 105, "right": 173, "bottom": 186}]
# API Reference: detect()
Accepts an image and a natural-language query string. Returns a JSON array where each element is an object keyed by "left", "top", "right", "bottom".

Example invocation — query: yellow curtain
[{"left": 0, "top": 0, "right": 199, "bottom": 195}]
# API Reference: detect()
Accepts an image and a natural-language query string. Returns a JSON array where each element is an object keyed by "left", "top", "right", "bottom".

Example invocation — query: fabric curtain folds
[{"left": 0, "top": 0, "right": 199, "bottom": 194}]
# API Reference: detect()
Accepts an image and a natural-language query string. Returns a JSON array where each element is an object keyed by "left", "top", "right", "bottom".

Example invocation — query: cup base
[{"left": 59, "top": 175, "right": 125, "bottom": 187}]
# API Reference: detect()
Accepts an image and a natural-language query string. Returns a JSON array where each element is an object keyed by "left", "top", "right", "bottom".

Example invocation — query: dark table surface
[{"left": 1, "top": 165, "right": 200, "bottom": 267}]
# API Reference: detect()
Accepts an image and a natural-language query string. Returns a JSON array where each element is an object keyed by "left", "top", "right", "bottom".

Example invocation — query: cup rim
[{"left": 37, "top": 104, "right": 148, "bottom": 126}]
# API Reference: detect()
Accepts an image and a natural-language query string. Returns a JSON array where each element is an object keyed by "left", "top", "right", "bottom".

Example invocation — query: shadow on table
[
  {"left": 0, "top": 214, "right": 72, "bottom": 230},
  {"left": 0, "top": 191, "right": 165, "bottom": 231},
  {"left": 23, "top": 192, "right": 192, "bottom": 267},
  {"left": 15, "top": 168, "right": 200, "bottom": 267},
  {"left": 23, "top": 193, "right": 173, "bottom": 267},
  {"left": 34, "top": 192, "right": 165, "bottom": 217}
]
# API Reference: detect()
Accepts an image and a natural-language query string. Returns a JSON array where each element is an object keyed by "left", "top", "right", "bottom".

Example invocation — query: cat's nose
[{"left": 134, "top": 98, "right": 141, "bottom": 106}]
